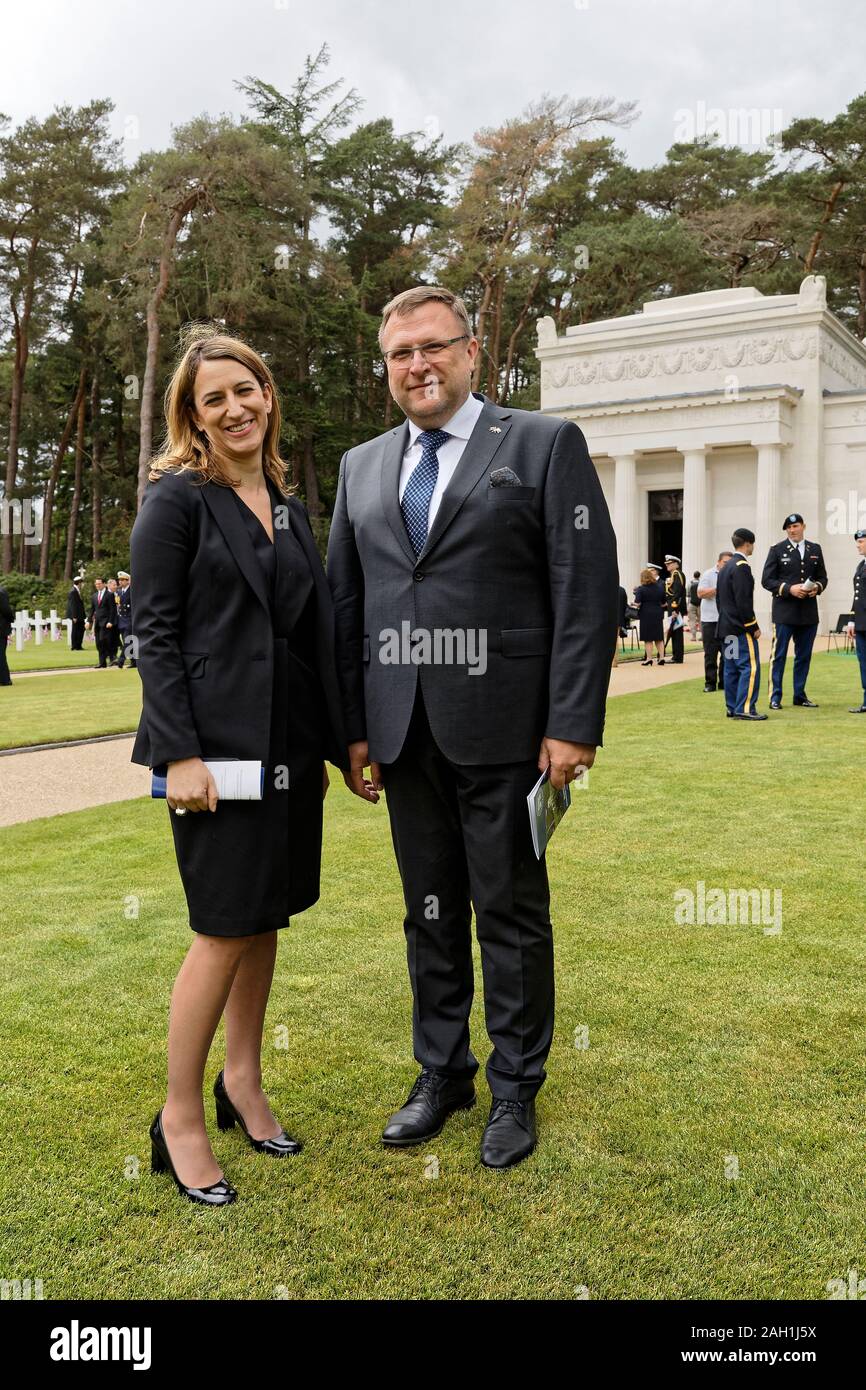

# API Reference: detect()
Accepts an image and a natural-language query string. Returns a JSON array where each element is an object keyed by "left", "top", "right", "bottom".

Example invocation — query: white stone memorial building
[{"left": 536, "top": 276, "right": 866, "bottom": 632}]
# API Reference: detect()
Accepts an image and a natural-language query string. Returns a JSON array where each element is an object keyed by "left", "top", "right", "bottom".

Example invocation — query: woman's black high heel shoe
[
  {"left": 214, "top": 1070, "right": 302, "bottom": 1157},
  {"left": 149, "top": 1108, "right": 237, "bottom": 1206}
]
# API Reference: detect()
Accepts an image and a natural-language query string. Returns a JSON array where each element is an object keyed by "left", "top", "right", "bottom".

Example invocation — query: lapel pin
[{"left": 489, "top": 425, "right": 502, "bottom": 433}]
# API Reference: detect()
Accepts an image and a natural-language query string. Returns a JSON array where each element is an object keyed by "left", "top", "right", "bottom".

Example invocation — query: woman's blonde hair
[
  {"left": 148, "top": 324, "right": 292, "bottom": 494},
  {"left": 639, "top": 567, "right": 659, "bottom": 585}
]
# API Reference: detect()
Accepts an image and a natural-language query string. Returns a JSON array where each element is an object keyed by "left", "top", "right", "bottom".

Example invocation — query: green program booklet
[{"left": 527, "top": 768, "right": 575, "bottom": 859}]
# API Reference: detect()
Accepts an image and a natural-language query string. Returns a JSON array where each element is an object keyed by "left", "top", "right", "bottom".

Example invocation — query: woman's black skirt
[{"left": 168, "top": 638, "right": 324, "bottom": 936}]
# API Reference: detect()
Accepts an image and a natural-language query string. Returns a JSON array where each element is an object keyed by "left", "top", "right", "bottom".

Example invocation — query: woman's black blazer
[{"left": 129, "top": 467, "right": 348, "bottom": 772}]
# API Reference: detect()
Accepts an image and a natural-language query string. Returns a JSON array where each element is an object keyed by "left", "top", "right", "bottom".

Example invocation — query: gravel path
[
  {"left": 0, "top": 735, "right": 150, "bottom": 827},
  {"left": 1, "top": 646, "right": 748, "bottom": 828}
]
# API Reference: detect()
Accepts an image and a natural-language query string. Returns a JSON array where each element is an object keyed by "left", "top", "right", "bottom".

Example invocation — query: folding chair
[{"left": 828, "top": 613, "right": 855, "bottom": 653}]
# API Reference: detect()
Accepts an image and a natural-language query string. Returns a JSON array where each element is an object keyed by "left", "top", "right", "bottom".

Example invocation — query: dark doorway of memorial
[{"left": 648, "top": 489, "right": 683, "bottom": 568}]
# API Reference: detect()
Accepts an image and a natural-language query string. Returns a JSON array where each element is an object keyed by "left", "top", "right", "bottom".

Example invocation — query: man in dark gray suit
[{"left": 328, "top": 287, "right": 618, "bottom": 1167}]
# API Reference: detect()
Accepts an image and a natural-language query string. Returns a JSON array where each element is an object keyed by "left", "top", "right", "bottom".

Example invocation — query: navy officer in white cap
[
  {"left": 663, "top": 554, "right": 687, "bottom": 664},
  {"left": 761, "top": 512, "right": 827, "bottom": 710},
  {"left": 846, "top": 528, "right": 866, "bottom": 713}
]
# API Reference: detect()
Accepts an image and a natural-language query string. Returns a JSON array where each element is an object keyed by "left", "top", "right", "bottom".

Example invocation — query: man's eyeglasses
[{"left": 382, "top": 334, "right": 469, "bottom": 366}]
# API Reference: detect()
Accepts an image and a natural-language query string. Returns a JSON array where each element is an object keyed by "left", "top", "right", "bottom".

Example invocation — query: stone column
[
  {"left": 681, "top": 447, "right": 707, "bottom": 575},
  {"left": 755, "top": 443, "right": 782, "bottom": 630},
  {"left": 613, "top": 452, "right": 639, "bottom": 594}
]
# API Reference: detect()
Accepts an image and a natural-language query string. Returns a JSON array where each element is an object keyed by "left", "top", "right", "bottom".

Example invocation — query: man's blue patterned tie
[{"left": 401, "top": 429, "right": 450, "bottom": 555}]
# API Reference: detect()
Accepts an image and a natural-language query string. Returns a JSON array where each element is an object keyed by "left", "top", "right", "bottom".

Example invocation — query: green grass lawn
[
  {"left": 0, "top": 668, "right": 141, "bottom": 748},
  {"left": 7, "top": 642, "right": 101, "bottom": 673},
  {"left": 0, "top": 652, "right": 863, "bottom": 1300}
]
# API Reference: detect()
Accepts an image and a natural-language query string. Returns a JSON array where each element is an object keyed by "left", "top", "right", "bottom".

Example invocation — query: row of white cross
[{"left": 11, "top": 609, "right": 76, "bottom": 651}]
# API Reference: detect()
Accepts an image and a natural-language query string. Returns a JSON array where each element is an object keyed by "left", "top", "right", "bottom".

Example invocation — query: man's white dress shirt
[{"left": 398, "top": 392, "right": 484, "bottom": 529}]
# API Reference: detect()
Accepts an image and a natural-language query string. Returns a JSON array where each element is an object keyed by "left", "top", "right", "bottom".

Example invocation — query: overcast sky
[{"left": 3, "top": 0, "right": 862, "bottom": 170}]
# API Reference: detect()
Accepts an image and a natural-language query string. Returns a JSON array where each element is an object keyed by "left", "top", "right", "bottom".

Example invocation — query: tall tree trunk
[
  {"left": 40, "top": 367, "right": 86, "bottom": 579},
  {"left": 501, "top": 271, "right": 542, "bottom": 405},
  {"left": 65, "top": 383, "right": 88, "bottom": 580},
  {"left": 472, "top": 280, "right": 494, "bottom": 392},
  {"left": 804, "top": 179, "right": 846, "bottom": 272},
  {"left": 858, "top": 249, "right": 866, "bottom": 340},
  {"left": 3, "top": 239, "right": 39, "bottom": 570},
  {"left": 302, "top": 433, "right": 320, "bottom": 515},
  {"left": 485, "top": 276, "right": 505, "bottom": 400},
  {"left": 92, "top": 378, "right": 105, "bottom": 562},
  {"left": 136, "top": 193, "right": 201, "bottom": 507}
]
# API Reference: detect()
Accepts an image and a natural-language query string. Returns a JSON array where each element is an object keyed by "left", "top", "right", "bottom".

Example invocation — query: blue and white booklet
[
  {"left": 151, "top": 760, "right": 265, "bottom": 801},
  {"left": 527, "top": 768, "right": 575, "bottom": 859}
]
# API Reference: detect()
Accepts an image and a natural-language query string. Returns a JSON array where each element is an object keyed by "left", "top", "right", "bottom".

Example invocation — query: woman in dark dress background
[
  {"left": 129, "top": 327, "right": 347, "bottom": 1206},
  {"left": 633, "top": 565, "right": 666, "bottom": 666}
]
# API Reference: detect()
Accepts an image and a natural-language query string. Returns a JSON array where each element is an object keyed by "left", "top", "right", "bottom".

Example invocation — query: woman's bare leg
[
  {"left": 161, "top": 932, "right": 253, "bottom": 1186},
  {"left": 223, "top": 930, "right": 282, "bottom": 1140}
]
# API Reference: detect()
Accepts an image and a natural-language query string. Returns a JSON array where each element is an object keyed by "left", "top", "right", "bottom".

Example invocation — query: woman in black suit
[
  {"left": 633, "top": 566, "right": 666, "bottom": 666},
  {"left": 130, "top": 327, "right": 347, "bottom": 1206}
]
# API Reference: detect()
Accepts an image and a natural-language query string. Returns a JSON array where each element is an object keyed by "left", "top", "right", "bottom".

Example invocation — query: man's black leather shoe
[
  {"left": 382, "top": 1068, "right": 475, "bottom": 1147},
  {"left": 703, "top": 684, "right": 716, "bottom": 692},
  {"left": 481, "top": 1098, "right": 537, "bottom": 1169},
  {"left": 769, "top": 698, "right": 782, "bottom": 710},
  {"left": 733, "top": 712, "right": 768, "bottom": 720},
  {"left": 793, "top": 697, "right": 818, "bottom": 707}
]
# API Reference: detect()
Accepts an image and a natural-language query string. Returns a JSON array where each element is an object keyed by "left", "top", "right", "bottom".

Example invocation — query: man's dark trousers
[
  {"left": 723, "top": 631, "right": 761, "bottom": 715},
  {"left": 856, "top": 632, "right": 866, "bottom": 703},
  {"left": 380, "top": 688, "right": 554, "bottom": 1103},
  {"left": 701, "top": 620, "right": 721, "bottom": 688},
  {"left": 770, "top": 622, "right": 817, "bottom": 701}
]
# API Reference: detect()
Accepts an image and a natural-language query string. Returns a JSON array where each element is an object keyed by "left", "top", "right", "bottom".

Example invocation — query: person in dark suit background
[
  {"left": 0, "top": 585, "right": 13, "bottom": 686},
  {"left": 66, "top": 575, "right": 86, "bottom": 650},
  {"left": 86, "top": 577, "right": 115, "bottom": 668},
  {"left": 104, "top": 578, "right": 121, "bottom": 665},
  {"left": 328, "top": 285, "right": 618, "bottom": 1169},
  {"left": 718, "top": 528, "right": 767, "bottom": 721},
  {"left": 761, "top": 512, "right": 827, "bottom": 710},
  {"left": 130, "top": 327, "right": 347, "bottom": 1207},
  {"left": 633, "top": 565, "right": 666, "bottom": 666},
  {"left": 846, "top": 527, "right": 866, "bottom": 713}
]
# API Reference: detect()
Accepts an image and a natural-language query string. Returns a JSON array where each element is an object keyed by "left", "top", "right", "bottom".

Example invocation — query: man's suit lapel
[
  {"left": 380, "top": 420, "right": 415, "bottom": 563},
  {"left": 420, "top": 397, "right": 512, "bottom": 559},
  {"left": 201, "top": 480, "right": 271, "bottom": 616}
]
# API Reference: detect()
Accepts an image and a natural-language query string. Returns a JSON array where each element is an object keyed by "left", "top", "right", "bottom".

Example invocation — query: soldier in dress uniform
[
  {"left": 761, "top": 512, "right": 827, "bottom": 710},
  {"left": 846, "top": 528, "right": 866, "bottom": 713},
  {"left": 717, "top": 527, "right": 767, "bottom": 721},
  {"left": 663, "top": 553, "right": 687, "bottom": 664},
  {"left": 115, "top": 570, "right": 136, "bottom": 668}
]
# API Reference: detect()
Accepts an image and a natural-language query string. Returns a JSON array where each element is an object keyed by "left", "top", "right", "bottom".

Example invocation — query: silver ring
[{"left": 174, "top": 807, "right": 187, "bottom": 816}]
